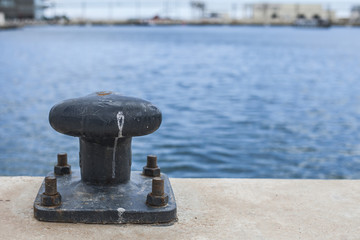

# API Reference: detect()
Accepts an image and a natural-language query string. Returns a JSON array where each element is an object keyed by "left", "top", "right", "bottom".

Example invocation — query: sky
[{"left": 44, "top": 0, "right": 358, "bottom": 20}]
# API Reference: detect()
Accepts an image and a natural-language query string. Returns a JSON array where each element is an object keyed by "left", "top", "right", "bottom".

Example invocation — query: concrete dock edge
[{"left": 0, "top": 177, "right": 359, "bottom": 239}]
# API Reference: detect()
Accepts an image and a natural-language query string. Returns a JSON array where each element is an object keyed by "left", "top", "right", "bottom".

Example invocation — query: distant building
[
  {"left": 205, "top": 12, "right": 230, "bottom": 21},
  {"left": 0, "top": 0, "right": 48, "bottom": 20},
  {"left": 244, "top": 4, "right": 336, "bottom": 23},
  {"left": 350, "top": 5, "right": 360, "bottom": 24}
]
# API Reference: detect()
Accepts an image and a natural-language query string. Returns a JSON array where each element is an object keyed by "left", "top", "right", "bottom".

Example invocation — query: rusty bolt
[
  {"left": 44, "top": 176, "right": 57, "bottom": 195},
  {"left": 41, "top": 176, "right": 61, "bottom": 207},
  {"left": 143, "top": 155, "right": 160, "bottom": 177},
  {"left": 146, "top": 177, "right": 168, "bottom": 207},
  {"left": 152, "top": 177, "right": 164, "bottom": 195},
  {"left": 147, "top": 155, "right": 158, "bottom": 168},
  {"left": 54, "top": 153, "right": 71, "bottom": 175},
  {"left": 57, "top": 153, "right": 68, "bottom": 166}
]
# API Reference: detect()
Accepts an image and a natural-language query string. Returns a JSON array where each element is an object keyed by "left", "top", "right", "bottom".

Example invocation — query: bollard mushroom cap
[{"left": 49, "top": 91, "right": 162, "bottom": 139}]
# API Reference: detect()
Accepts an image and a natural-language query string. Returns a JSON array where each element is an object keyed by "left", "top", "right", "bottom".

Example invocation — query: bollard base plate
[{"left": 33, "top": 170, "right": 177, "bottom": 224}]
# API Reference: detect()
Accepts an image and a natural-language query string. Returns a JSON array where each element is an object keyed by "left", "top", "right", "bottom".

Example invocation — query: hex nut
[
  {"left": 54, "top": 165, "right": 71, "bottom": 175},
  {"left": 41, "top": 193, "right": 62, "bottom": 207},
  {"left": 146, "top": 193, "right": 168, "bottom": 207},
  {"left": 143, "top": 166, "right": 160, "bottom": 177}
]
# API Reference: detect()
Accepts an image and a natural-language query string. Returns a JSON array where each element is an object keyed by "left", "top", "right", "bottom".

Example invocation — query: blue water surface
[{"left": 1, "top": 25, "right": 360, "bottom": 178}]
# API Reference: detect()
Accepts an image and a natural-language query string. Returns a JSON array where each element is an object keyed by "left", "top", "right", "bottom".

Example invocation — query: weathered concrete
[{"left": 0, "top": 177, "right": 359, "bottom": 239}]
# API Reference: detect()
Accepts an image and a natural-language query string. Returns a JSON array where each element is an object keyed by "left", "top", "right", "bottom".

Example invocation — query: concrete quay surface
[{"left": 0, "top": 177, "right": 359, "bottom": 240}]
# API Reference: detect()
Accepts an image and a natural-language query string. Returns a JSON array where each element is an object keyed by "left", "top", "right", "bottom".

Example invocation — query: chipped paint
[
  {"left": 112, "top": 111, "right": 125, "bottom": 178},
  {"left": 117, "top": 207, "right": 126, "bottom": 223}
]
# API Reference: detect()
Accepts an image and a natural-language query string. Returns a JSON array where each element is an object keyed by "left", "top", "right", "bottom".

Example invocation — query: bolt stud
[
  {"left": 57, "top": 153, "right": 68, "bottom": 166},
  {"left": 147, "top": 155, "right": 158, "bottom": 168},
  {"left": 152, "top": 177, "right": 164, "bottom": 196},
  {"left": 44, "top": 176, "right": 57, "bottom": 195},
  {"left": 54, "top": 153, "right": 71, "bottom": 175},
  {"left": 143, "top": 155, "right": 161, "bottom": 177},
  {"left": 146, "top": 177, "right": 168, "bottom": 207},
  {"left": 41, "top": 176, "right": 62, "bottom": 206}
]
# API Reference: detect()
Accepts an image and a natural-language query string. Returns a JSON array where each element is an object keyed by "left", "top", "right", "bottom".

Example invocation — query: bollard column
[
  {"left": 34, "top": 91, "right": 176, "bottom": 224},
  {"left": 48, "top": 91, "right": 162, "bottom": 185}
]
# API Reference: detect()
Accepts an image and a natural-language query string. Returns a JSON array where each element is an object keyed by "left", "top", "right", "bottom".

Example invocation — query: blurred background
[
  {"left": 1, "top": 0, "right": 360, "bottom": 25},
  {"left": 0, "top": 0, "right": 360, "bottom": 179}
]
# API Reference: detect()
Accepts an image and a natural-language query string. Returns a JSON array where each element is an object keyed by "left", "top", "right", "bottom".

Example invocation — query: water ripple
[{"left": 1, "top": 26, "right": 360, "bottom": 178}]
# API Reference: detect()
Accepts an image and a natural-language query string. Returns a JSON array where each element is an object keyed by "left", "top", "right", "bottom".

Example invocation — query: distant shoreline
[
  {"left": 1, "top": 20, "right": 360, "bottom": 29},
  {"left": 57, "top": 20, "right": 360, "bottom": 27}
]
